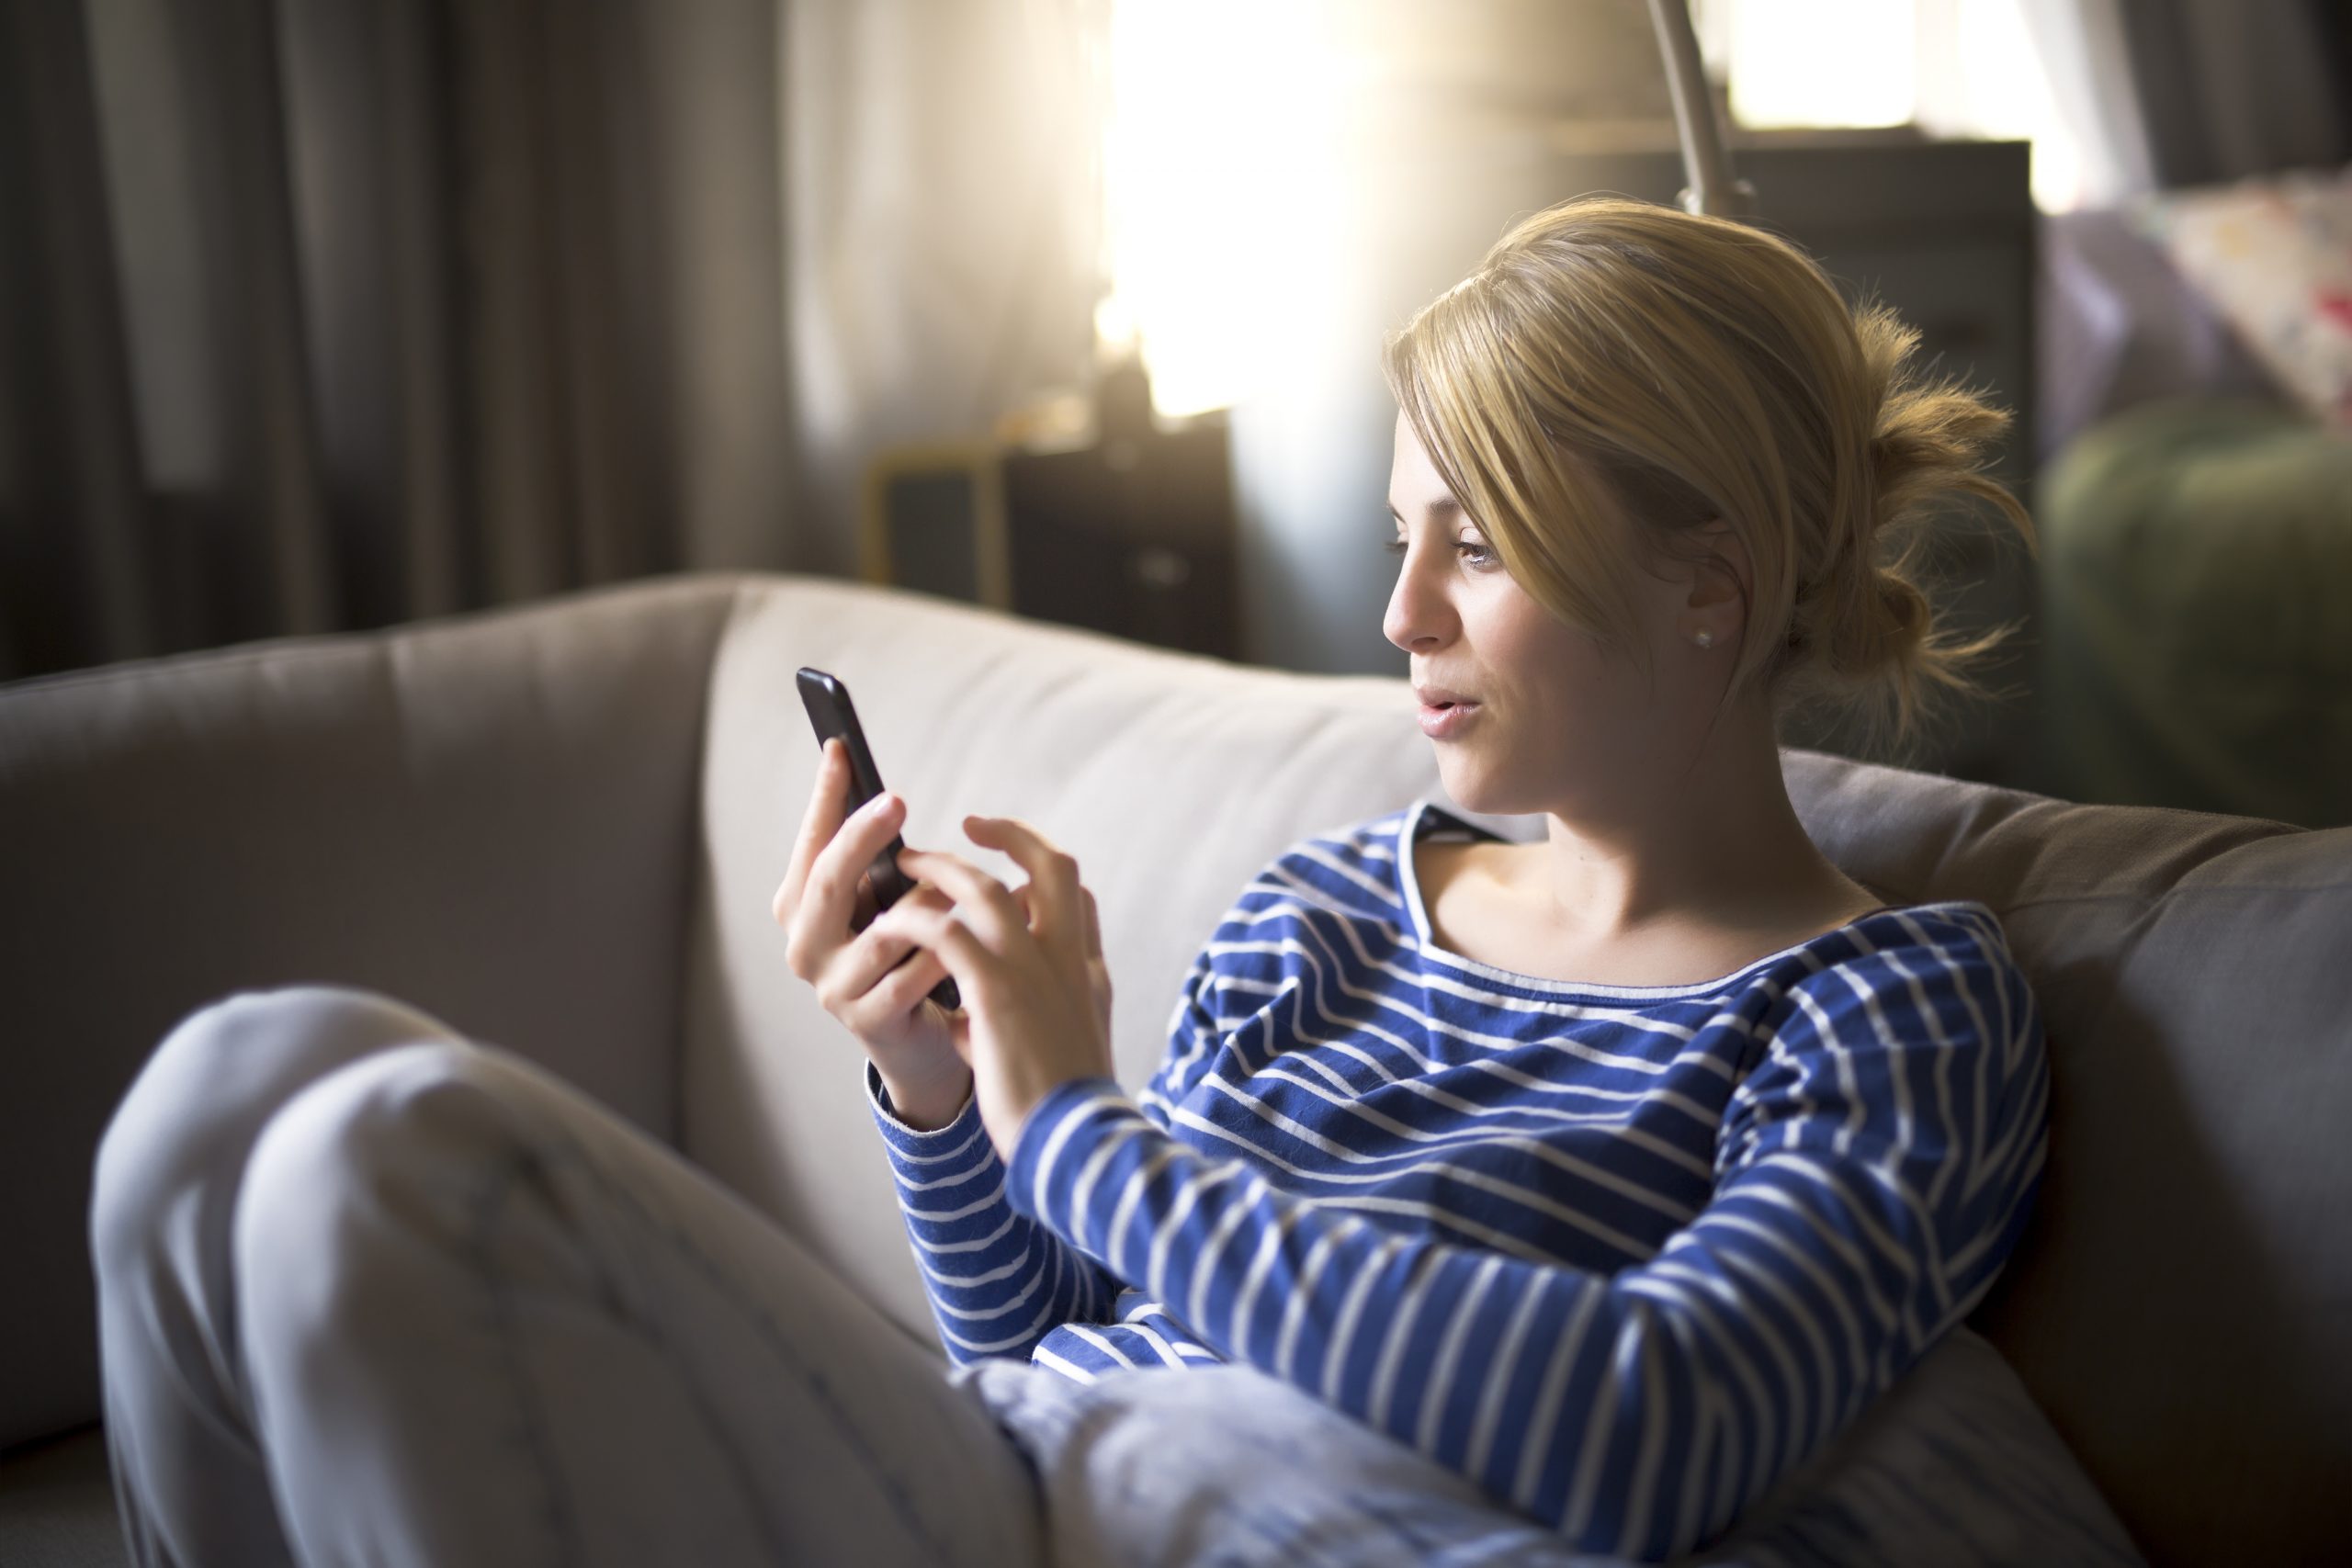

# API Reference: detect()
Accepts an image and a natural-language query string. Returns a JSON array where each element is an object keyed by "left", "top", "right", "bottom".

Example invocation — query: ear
[
  {"left": 1687, "top": 521, "right": 1752, "bottom": 613},
  {"left": 1669, "top": 522, "right": 1751, "bottom": 658}
]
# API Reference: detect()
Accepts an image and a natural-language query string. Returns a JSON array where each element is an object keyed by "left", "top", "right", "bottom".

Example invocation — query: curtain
[
  {"left": 0, "top": 0, "right": 1107, "bottom": 682},
  {"left": 2020, "top": 0, "right": 2352, "bottom": 203},
  {"left": 782, "top": 0, "right": 1110, "bottom": 581}
]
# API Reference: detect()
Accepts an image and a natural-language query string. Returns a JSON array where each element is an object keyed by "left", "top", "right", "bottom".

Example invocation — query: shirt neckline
[{"left": 1395, "top": 797, "right": 1973, "bottom": 999}]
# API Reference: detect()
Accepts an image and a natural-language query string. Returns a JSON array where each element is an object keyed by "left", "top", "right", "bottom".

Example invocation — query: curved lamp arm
[{"left": 1645, "top": 0, "right": 1758, "bottom": 218}]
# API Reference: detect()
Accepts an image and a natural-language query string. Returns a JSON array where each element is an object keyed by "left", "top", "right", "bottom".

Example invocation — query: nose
[{"left": 1383, "top": 546, "right": 1456, "bottom": 652}]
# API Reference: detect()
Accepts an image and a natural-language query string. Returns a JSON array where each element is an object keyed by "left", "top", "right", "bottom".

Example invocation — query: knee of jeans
[
  {"left": 230, "top": 1042, "right": 534, "bottom": 1332},
  {"left": 91, "top": 987, "right": 461, "bottom": 1276}
]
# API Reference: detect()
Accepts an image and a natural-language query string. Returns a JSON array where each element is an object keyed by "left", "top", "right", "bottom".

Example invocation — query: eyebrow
[{"left": 1386, "top": 499, "right": 1464, "bottom": 523}]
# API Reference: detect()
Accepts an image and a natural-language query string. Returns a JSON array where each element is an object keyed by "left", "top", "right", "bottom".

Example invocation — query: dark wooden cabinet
[
  {"left": 996, "top": 415, "right": 1242, "bottom": 661},
  {"left": 863, "top": 377, "right": 1243, "bottom": 662}
]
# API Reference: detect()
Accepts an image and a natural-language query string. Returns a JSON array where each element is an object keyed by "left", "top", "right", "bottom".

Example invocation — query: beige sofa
[{"left": 2, "top": 572, "right": 2346, "bottom": 1565}]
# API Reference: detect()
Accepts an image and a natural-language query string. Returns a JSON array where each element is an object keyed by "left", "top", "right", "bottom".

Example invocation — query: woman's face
[{"left": 1382, "top": 411, "right": 1702, "bottom": 819}]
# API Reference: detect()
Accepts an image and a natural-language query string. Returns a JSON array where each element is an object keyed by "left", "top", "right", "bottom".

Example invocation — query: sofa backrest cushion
[
  {"left": 0, "top": 575, "right": 735, "bottom": 1450},
  {"left": 680, "top": 577, "right": 1445, "bottom": 1348},
  {"left": 1782, "top": 749, "right": 2352, "bottom": 1568}
]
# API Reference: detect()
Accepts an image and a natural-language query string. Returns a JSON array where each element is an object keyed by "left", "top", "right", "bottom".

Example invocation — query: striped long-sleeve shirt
[{"left": 865, "top": 798, "right": 2050, "bottom": 1561}]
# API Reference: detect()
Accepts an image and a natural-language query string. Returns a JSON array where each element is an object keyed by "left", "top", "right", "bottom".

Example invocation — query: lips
[{"left": 1413, "top": 682, "right": 1480, "bottom": 741}]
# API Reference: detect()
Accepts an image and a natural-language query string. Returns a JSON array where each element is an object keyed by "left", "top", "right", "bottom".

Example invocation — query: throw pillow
[{"left": 2137, "top": 162, "right": 2352, "bottom": 427}]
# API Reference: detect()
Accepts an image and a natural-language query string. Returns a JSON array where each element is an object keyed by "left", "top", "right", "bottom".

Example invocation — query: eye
[{"left": 1385, "top": 536, "right": 1498, "bottom": 568}]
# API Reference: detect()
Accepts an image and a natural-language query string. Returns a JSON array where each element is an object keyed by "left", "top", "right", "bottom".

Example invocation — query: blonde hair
[{"left": 1381, "top": 193, "right": 2036, "bottom": 765}]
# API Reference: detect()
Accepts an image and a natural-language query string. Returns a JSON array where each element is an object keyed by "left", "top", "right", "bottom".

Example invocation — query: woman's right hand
[{"left": 773, "top": 739, "right": 969, "bottom": 1117}]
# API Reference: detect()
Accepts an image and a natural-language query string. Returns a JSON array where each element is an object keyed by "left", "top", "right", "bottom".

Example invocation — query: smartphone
[{"left": 796, "top": 667, "right": 961, "bottom": 1011}]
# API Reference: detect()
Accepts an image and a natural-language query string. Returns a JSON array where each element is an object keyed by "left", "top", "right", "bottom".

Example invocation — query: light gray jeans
[{"left": 89, "top": 986, "right": 1614, "bottom": 1568}]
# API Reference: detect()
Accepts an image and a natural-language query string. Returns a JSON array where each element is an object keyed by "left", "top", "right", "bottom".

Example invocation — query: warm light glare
[
  {"left": 1092, "top": 291, "right": 1137, "bottom": 356},
  {"left": 1102, "top": 0, "right": 1341, "bottom": 418},
  {"left": 1103, "top": 0, "right": 2092, "bottom": 410},
  {"left": 1938, "top": 0, "right": 2086, "bottom": 212},
  {"left": 1726, "top": 0, "right": 1916, "bottom": 129},
  {"left": 1712, "top": 0, "right": 2088, "bottom": 211}
]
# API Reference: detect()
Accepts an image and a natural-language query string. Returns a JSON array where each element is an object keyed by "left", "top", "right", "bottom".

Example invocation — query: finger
[
  {"left": 777, "top": 738, "right": 852, "bottom": 923},
  {"left": 960, "top": 817, "right": 1082, "bottom": 941},
  {"left": 793, "top": 788, "right": 906, "bottom": 971},
  {"left": 830, "top": 886, "right": 951, "bottom": 999},
  {"left": 890, "top": 846, "right": 1024, "bottom": 950},
  {"left": 870, "top": 899, "right": 995, "bottom": 999},
  {"left": 1080, "top": 885, "right": 1102, "bottom": 960},
  {"left": 855, "top": 942, "right": 954, "bottom": 1025}
]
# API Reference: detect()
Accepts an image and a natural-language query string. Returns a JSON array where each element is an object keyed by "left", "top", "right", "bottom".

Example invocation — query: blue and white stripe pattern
[{"left": 867, "top": 799, "right": 2049, "bottom": 1560}]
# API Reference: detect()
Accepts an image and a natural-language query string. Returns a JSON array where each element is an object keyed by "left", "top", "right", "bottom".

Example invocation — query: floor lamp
[{"left": 1645, "top": 0, "right": 1759, "bottom": 219}]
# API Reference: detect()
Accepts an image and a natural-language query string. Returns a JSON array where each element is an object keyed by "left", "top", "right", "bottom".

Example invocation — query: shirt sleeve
[
  {"left": 865, "top": 1057, "right": 1123, "bottom": 1364},
  {"left": 1000, "top": 921, "right": 2052, "bottom": 1562}
]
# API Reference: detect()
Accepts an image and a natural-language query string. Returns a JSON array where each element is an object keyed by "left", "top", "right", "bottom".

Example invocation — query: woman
[{"left": 90, "top": 194, "right": 2053, "bottom": 1566}]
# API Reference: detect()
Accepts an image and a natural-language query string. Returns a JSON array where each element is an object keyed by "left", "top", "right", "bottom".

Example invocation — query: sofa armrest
[{"left": 0, "top": 572, "right": 741, "bottom": 1450}]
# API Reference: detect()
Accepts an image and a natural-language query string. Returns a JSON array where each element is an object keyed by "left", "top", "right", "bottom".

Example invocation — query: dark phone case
[{"left": 795, "top": 668, "right": 961, "bottom": 1011}]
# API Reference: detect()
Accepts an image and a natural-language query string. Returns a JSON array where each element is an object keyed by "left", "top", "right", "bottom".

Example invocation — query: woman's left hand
[{"left": 877, "top": 817, "right": 1115, "bottom": 1164}]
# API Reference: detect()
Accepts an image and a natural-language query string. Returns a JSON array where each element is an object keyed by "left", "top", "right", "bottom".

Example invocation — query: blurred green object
[{"left": 2036, "top": 398, "right": 2352, "bottom": 828}]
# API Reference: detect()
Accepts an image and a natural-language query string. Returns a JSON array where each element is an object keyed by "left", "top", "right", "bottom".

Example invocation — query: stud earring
[{"left": 1693, "top": 630, "right": 1714, "bottom": 649}]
